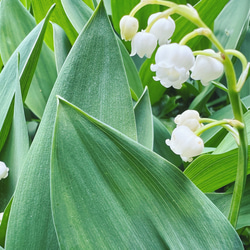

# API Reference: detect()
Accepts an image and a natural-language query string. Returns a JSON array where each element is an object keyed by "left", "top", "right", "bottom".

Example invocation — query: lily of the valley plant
[{"left": 0, "top": 0, "right": 249, "bottom": 249}]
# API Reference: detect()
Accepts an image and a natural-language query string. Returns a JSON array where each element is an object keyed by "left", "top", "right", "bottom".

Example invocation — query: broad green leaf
[
  {"left": 0, "top": 0, "right": 57, "bottom": 118},
  {"left": 134, "top": 87, "right": 153, "bottom": 149},
  {"left": 139, "top": 0, "right": 228, "bottom": 104},
  {"left": 214, "top": 0, "right": 250, "bottom": 50},
  {"left": 61, "top": 0, "right": 93, "bottom": 33},
  {"left": 0, "top": 59, "right": 29, "bottom": 211},
  {"left": 52, "top": 23, "right": 72, "bottom": 73},
  {"left": 153, "top": 116, "right": 182, "bottom": 167},
  {"left": 32, "top": 0, "right": 78, "bottom": 48},
  {"left": 184, "top": 146, "right": 250, "bottom": 192},
  {"left": 0, "top": 5, "right": 55, "bottom": 151},
  {"left": 51, "top": 97, "right": 242, "bottom": 249},
  {"left": 5, "top": 2, "right": 136, "bottom": 248}
]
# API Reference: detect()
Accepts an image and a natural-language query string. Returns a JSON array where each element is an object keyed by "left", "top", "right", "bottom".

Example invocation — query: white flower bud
[
  {"left": 174, "top": 110, "right": 202, "bottom": 132},
  {"left": 131, "top": 31, "right": 157, "bottom": 58},
  {"left": 119, "top": 15, "right": 139, "bottom": 41},
  {"left": 0, "top": 161, "right": 9, "bottom": 180},
  {"left": 151, "top": 43, "right": 195, "bottom": 89},
  {"left": 165, "top": 126, "right": 204, "bottom": 162},
  {"left": 191, "top": 49, "right": 224, "bottom": 86},
  {"left": 148, "top": 12, "right": 175, "bottom": 45}
]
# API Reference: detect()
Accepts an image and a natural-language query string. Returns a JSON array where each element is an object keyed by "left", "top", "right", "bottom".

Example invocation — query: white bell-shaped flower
[
  {"left": 148, "top": 12, "right": 175, "bottom": 45},
  {"left": 131, "top": 31, "right": 157, "bottom": 58},
  {"left": 151, "top": 43, "right": 195, "bottom": 89},
  {"left": 174, "top": 110, "right": 202, "bottom": 132},
  {"left": 0, "top": 161, "right": 9, "bottom": 180},
  {"left": 119, "top": 15, "right": 139, "bottom": 41},
  {"left": 191, "top": 49, "right": 224, "bottom": 86},
  {"left": 166, "top": 125, "right": 204, "bottom": 162}
]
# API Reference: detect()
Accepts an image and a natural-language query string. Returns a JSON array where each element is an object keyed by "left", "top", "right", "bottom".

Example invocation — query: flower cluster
[
  {"left": 119, "top": 12, "right": 224, "bottom": 89},
  {"left": 165, "top": 110, "right": 204, "bottom": 162},
  {"left": 0, "top": 161, "right": 9, "bottom": 180}
]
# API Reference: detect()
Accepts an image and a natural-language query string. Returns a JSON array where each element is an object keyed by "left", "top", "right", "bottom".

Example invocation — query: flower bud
[
  {"left": 0, "top": 161, "right": 9, "bottom": 180},
  {"left": 148, "top": 12, "right": 175, "bottom": 45},
  {"left": 165, "top": 126, "right": 204, "bottom": 162},
  {"left": 131, "top": 31, "right": 157, "bottom": 58},
  {"left": 151, "top": 43, "right": 195, "bottom": 89},
  {"left": 174, "top": 110, "right": 202, "bottom": 132},
  {"left": 119, "top": 15, "right": 139, "bottom": 41},
  {"left": 191, "top": 49, "right": 224, "bottom": 86}
]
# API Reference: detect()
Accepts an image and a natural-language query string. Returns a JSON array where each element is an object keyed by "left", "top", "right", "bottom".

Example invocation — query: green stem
[{"left": 223, "top": 56, "right": 248, "bottom": 228}]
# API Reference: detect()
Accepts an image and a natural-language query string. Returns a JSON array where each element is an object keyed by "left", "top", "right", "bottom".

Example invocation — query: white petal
[
  {"left": 165, "top": 126, "right": 204, "bottom": 162},
  {"left": 191, "top": 49, "right": 224, "bottom": 85},
  {"left": 0, "top": 161, "right": 9, "bottom": 180},
  {"left": 131, "top": 32, "right": 157, "bottom": 58}
]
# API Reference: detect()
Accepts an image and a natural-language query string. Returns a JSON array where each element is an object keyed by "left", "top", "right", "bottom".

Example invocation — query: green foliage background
[{"left": 0, "top": 0, "right": 249, "bottom": 248}]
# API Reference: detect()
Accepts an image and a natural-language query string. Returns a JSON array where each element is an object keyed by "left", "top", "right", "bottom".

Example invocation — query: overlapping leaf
[
  {"left": 0, "top": 5, "right": 54, "bottom": 151},
  {"left": 0, "top": 0, "right": 57, "bottom": 118},
  {"left": 5, "top": 2, "right": 136, "bottom": 248},
  {"left": 134, "top": 87, "right": 153, "bottom": 149},
  {"left": 32, "top": 0, "right": 78, "bottom": 48},
  {"left": 50, "top": 97, "right": 242, "bottom": 249},
  {"left": 0, "top": 57, "right": 29, "bottom": 211}
]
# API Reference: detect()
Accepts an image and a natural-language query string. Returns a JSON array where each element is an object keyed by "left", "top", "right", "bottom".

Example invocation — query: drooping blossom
[
  {"left": 151, "top": 43, "right": 195, "bottom": 89},
  {"left": 131, "top": 31, "right": 157, "bottom": 58},
  {"left": 148, "top": 12, "right": 175, "bottom": 45},
  {"left": 0, "top": 161, "right": 9, "bottom": 180},
  {"left": 191, "top": 49, "right": 224, "bottom": 86},
  {"left": 174, "top": 110, "right": 202, "bottom": 132},
  {"left": 165, "top": 125, "right": 204, "bottom": 162}
]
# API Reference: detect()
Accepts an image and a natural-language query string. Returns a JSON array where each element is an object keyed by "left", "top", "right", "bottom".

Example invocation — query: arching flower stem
[{"left": 129, "top": 0, "right": 248, "bottom": 228}]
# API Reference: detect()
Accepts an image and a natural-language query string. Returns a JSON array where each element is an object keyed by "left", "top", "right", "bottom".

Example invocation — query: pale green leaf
[
  {"left": 52, "top": 23, "right": 72, "bottom": 73},
  {"left": 214, "top": 0, "right": 250, "bottom": 50},
  {"left": 5, "top": 2, "right": 136, "bottom": 248},
  {"left": 50, "top": 97, "right": 243, "bottom": 249},
  {"left": 0, "top": 0, "right": 57, "bottom": 118},
  {"left": 134, "top": 87, "right": 153, "bottom": 149},
  {"left": 61, "top": 0, "right": 93, "bottom": 33},
  {"left": 0, "top": 198, "right": 13, "bottom": 247},
  {"left": 0, "top": 4, "right": 55, "bottom": 151},
  {"left": 0, "top": 60, "right": 29, "bottom": 211}
]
